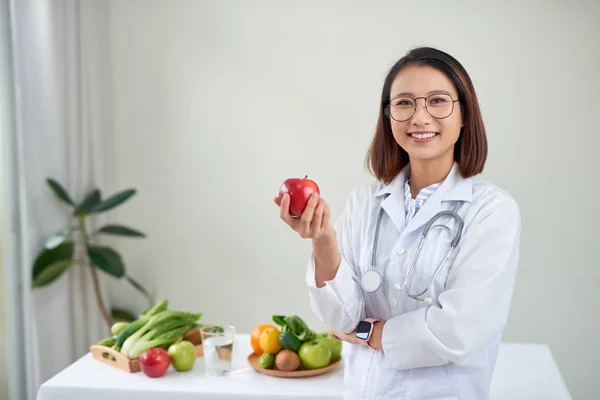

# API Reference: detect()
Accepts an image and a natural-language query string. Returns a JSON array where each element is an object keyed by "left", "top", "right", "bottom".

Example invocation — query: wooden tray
[
  {"left": 91, "top": 343, "right": 203, "bottom": 373},
  {"left": 90, "top": 327, "right": 204, "bottom": 373},
  {"left": 247, "top": 353, "right": 342, "bottom": 378}
]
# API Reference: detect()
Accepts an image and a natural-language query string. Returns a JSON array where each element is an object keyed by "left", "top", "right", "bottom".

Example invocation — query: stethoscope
[{"left": 360, "top": 199, "right": 464, "bottom": 304}]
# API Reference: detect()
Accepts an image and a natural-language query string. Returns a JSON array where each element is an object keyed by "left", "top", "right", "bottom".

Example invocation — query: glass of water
[{"left": 200, "top": 324, "right": 235, "bottom": 376}]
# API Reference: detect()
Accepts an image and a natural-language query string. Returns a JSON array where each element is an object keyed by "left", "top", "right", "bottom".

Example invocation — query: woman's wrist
[
  {"left": 369, "top": 320, "right": 385, "bottom": 349},
  {"left": 312, "top": 232, "right": 341, "bottom": 287}
]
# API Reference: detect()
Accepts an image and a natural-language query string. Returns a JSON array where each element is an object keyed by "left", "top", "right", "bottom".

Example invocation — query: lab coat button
[
  {"left": 390, "top": 298, "right": 397, "bottom": 307},
  {"left": 393, "top": 284, "right": 401, "bottom": 291},
  {"left": 396, "top": 248, "right": 405, "bottom": 255}
]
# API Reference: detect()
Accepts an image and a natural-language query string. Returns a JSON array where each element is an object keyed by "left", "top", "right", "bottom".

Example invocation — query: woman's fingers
[
  {"left": 321, "top": 202, "right": 331, "bottom": 231},
  {"left": 277, "top": 192, "right": 330, "bottom": 239},
  {"left": 279, "top": 194, "right": 298, "bottom": 228},
  {"left": 312, "top": 198, "right": 325, "bottom": 233},
  {"left": 327, "top": 328, "right": 342, "bottom": 341},
  {"left": 299, "top": 193, "right": 320, "bottom": 237}
]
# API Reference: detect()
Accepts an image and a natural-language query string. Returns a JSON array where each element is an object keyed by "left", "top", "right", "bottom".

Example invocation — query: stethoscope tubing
[{"left": 364, "top": 200, "right": 464, "bottom": 301}]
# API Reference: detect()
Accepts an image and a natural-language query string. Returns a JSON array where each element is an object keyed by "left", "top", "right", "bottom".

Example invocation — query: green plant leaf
[
  {"left": 125, "top": 275, "right": 151, "bottom": 297},
  {"left": 87, "top": 245, "right": 126, "bottom": 278},
  {"left": 97, "top": 224, "right": 146, "bottom": 237},
  {"left": 44, "top": 226, "right": 77, "bottom": 249},
  {"left": 90, "top": 189, "right": 136, "bottom": 214},
  {"left": 31, "top": 242, "right": 74, "bottom": 287},
  {"left": 32, "top": 259, "right": 72, "bottom": 288},
  {"left": 46, "top": 178, "right": 75, "bottom": 206},
  {"left": 73, "top": 189, "right": 101, "bottom": 216},
  {"left": 32, "top": 242, "right": 74, "bottom": 280},
  {"left": 111, "top": 307, "right": 137, "bottom": 322}
]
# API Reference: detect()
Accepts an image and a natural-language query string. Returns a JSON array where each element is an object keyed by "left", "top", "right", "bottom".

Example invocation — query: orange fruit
[
  {"left": 250, "top": 324, "right": 276, "bottom": 355},
  {"left": 259, "top": 327, "right": 282, "bottom": 354}
]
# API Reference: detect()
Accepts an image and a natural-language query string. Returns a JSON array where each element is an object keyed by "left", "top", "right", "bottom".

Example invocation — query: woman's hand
[
  {"left": 273, "top": 193, "right": 334, "bottom": 241},
  {"left": 329, "top": 322, "right": 386, "bottom": 349},
  {"left": 327, "top": 328, "right": 359, "bottom": 345},
  {"left": 274, "top": 192, "right": 341, "bottom": 287}
]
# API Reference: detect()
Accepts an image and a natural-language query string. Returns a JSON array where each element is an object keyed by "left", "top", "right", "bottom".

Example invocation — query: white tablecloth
[{"left": 36, "top": 334, "right": 572, "bottom": 400}]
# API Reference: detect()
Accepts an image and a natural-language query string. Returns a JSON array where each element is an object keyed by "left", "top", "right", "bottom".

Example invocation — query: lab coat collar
[
  {"left": 374, "top": 162, "right": 473, "bottom": 235},
  {"left": 374, "top": 166, "right": 408, "bottom": 198},
  {"left": 374, "top": 162, "right": 471, "bottom": 201},
  {"left": 375, "top": 165, "right": 410, "bottom": 234}
]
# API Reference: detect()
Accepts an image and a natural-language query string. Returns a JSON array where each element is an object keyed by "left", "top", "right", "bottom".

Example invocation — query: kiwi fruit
[{"left": 275, "top": 349, "right": 301, "bottom": 371}]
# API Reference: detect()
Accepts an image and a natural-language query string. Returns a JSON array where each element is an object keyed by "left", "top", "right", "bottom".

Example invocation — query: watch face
[{"left": 356, "top": 320, "right": 372, "bottom": 340}]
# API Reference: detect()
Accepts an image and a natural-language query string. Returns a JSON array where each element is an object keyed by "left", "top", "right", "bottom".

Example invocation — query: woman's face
[{"left": 388, "top": 65, "right": 463, "bottom": 164}]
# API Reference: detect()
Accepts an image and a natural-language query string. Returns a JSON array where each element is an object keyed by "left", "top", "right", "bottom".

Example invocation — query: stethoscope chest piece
[{"left": 360, "top": 269, "right": 382, "bottom": 293}]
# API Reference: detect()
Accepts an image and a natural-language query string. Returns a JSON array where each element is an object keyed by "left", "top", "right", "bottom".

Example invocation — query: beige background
[{"left": 102, "top": 1, "right": 599, "bottom": 398}]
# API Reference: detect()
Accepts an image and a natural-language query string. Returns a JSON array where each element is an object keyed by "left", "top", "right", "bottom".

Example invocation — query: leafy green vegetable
[
  {"left": 97, "top": 337, "right": 116, "bottom": 347},
  {"left": 140, "top": 299, "right": 169, "bottom": 318},
  {"left": 114, "top": 317, "right": 148, "bottom": 350},
  {"left": 128, "top": 325, "right": 193, "bottom": 359},
  {"left": 272, "top": 315, "right": 316, "bottom": 342},
  {"left": 120, "top": 310, "right": 202, "bottom": 359},
  {"left": 279, "top": 331, "right": 301, "bottom": 352}
]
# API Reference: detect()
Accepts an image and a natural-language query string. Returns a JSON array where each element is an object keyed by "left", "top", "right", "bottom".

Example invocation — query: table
[{"left": 36, "top": 334, "right": 572, "bottom": 400}]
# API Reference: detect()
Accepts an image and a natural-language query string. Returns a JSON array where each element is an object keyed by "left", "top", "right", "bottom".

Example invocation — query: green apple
[
  {"left": 317, "top": 332, "right": 342, "bottom": 363},
  {"left": 167, "top": 340, "right": 196, "bottom": 372},
  {"left": 298, "top": 340, "right": 331, "bottom": 370}
]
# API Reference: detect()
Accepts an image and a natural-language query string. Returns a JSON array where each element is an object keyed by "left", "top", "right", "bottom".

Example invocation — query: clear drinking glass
[{"left": 200, "top": 324, "right": 235, "bottom": 376}]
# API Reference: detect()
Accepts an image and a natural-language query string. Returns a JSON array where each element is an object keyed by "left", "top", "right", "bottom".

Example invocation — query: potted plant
[{"left": 31, "top": 178, "right": 154, "bottom": 329}]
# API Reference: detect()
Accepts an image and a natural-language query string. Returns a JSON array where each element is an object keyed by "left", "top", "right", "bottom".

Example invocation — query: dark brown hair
[{"left": 365, "top": 46, "right": 487, "bottom": 183}]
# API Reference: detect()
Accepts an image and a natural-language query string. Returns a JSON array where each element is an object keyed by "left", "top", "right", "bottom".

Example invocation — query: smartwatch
[{"left": 355, "top": 318, "right": 380, "bottom": 348}]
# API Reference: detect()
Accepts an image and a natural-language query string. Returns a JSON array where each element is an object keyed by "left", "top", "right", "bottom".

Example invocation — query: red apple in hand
[{"left": 279, "top": 175, "right": 320, "bottom": 218}]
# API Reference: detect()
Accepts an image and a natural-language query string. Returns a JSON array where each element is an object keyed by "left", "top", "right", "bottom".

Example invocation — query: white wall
[
  {"left": 0, "top": 16, "right": 7, "bottom": 395},
  {"left": 107, "top": 1, "right": 599, "bottom": 398},
  {"left": 0, "top": 118, "right": 6, "bottom": 400},
  {"left": 0, "top": 205, "right": 6, "bottom": 400},
  {"left": 0, "top": 39, "right": 7, "bottom": 400}
]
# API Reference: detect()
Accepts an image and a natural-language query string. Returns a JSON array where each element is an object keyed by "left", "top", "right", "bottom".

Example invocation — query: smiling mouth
[{"left": 408, "top": 132, "right": 439, "bottom": 139}]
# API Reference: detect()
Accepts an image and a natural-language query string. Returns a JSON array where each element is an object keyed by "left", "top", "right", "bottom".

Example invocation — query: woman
[{"left": 275, "top": 47, "right": 520, "bottom": 400}]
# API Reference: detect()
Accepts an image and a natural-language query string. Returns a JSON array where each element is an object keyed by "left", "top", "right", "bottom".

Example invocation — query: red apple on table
[
  {"left": 278, "top": 175, "right": 320, "bottom": 218},
  {"left": 139, "top": 348, "right": 170, "bottom": 378}
]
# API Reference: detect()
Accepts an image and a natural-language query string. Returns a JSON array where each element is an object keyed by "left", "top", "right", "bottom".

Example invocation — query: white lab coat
[{"left": 306, "top": 162, "right": 521, "bottom": 400}]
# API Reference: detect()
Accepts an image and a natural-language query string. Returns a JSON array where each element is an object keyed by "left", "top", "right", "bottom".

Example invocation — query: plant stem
[
  {"left": 90, "top": 260, "right": 112, "bottom": 328},
  {"left": 125, "top": 275, "right": 154, "bottom": 308},
  {"left": 79, "top": 216, "right": 112, "bottom": 329}
]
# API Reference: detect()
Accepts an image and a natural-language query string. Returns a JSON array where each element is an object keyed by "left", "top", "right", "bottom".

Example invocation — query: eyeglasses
[{"left": 384, "top": 94, "right": 460, "bottom": 122}]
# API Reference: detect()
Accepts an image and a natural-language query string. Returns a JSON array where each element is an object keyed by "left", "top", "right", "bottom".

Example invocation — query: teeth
[{"left": 411, "top": 132, "right": 437, "bottom": 139}]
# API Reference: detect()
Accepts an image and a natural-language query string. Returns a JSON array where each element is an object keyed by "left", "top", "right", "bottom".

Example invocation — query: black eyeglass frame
[{"left": 384, "top": 94, "right": 460, "bottom": 122}]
